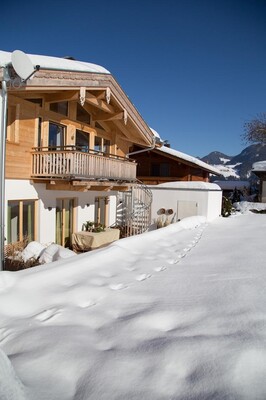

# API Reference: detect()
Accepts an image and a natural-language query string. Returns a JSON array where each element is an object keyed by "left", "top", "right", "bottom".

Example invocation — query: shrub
[{"left": 221, "top": 196, "right": 233, "bottom": 217}]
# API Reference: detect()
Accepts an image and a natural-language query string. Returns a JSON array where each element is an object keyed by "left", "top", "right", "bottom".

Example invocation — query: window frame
[
  {"left": 48, "top": 121, "right": 66, "bottom": 150},
  {"left": 94, "top": 136, "right": 111, "bottom": 154},
  {"left": 7, "top": 199, "right": 38, "bottom": 244}
]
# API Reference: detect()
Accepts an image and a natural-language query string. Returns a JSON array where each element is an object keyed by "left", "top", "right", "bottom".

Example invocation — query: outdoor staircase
[{"left": 115, "top": 179, "right": 152, "bottom": 237}]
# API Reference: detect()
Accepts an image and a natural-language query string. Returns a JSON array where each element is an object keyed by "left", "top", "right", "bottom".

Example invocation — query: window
[
  {"left": 76, "top": 129, "right": 90, "bottom": 152},
  {"left": 94, "top": 137, "right": 110, "bottom": 154},
  {"left": 95, "top": 197, "right": 109, "bottom": 226},
  {"left": 56, "top": 198, "right": 74, "bottom": 247},
  {"left": 7, "top": 200, "right": 37, "bottom": 244},
  {"left": 37, "top": 117, "right": 42, "bottom": 148},
  {"left": 151, "top": 163, "right": 170, "bottom": 177},
  {"left": 50, "top": 101, "right": 68, "bottom": 116},
  {"left": 49, "top": 122, "right": 65, "bottom": 149},
  {"left": 76, "top": 103, "right": 91, "bottom": 124},
  {"left": 160, "top": 163, "right": 170, "bottom": 176}
]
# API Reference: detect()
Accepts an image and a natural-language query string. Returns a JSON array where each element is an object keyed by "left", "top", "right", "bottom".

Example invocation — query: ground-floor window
[
  {"left": 56, "top": 198, "right": 76, "bottom": 247},
  {"left": 7, "top": 200, "right": 37, "bottom": 244},
  {"left": 95, "top": 197, "right": 110, "bottom": 227}
]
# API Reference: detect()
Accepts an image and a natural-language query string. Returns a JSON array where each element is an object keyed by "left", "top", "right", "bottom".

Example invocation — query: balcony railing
[{"left": 31, "top": 146, "right": 137, "bottom": 181}]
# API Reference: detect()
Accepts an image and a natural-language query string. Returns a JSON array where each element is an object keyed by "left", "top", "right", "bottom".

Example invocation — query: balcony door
[
  {"left": 49, "top": 122, "right": 65, "bottom": 150},
  {"left": 56, "top": 198, "right": 74, "bottom": 247}
]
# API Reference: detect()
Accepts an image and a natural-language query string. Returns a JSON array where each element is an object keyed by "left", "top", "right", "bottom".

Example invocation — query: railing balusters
[{"left": 31, "top": 149, "right": 136, "bottom": 180}]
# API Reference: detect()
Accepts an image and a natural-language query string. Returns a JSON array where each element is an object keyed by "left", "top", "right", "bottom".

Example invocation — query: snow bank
[
  {"left": 21, "top": 241, "right": 46, "bottom": 262},
  {"left": 233, "top": 201, "right": 266, "bottom": 214},
  {"left": 19, "top": 242, "right": 76, "bottom": 264},
  {"left": 39, "top": 244, "right": 76, "bottom": 264},
  {"left": 1, "top": 214, "right": 266, "bottom": 400}
]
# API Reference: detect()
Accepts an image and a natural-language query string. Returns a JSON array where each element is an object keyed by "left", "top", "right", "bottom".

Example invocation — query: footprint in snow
[
  {"left": 167, "top": 259, "right": 179, "bottom": 265},
  {"left": 109, "top": 283, "right": 127, "bottom": 291},
  {"left": 124, "top": 266, "right": 136, "bottom": 272},
  {"left": 0, "top": 328, "right": 13, "bottom": 343},
  {"left": 35, "top": 308, "right": 61, "bottom": 322},
  {"left": 79, "top": 300, "right": 96, "bottom": 308},
  {"left": 136, "top": 274, "right": 151, "bottom": 281},
  {"left": 154, "top": 266, "right": 167, "bottom": 272},
  {"left": 177, "top": 253, "right": 186, "bottom": 258}
]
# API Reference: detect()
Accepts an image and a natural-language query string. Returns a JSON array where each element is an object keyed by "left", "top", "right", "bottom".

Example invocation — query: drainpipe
[
  {"left": 126, "top": 135, "right": 157, "bottom": 157},
  {"left": 0, "top": 68, "right": 9, "bottom": 271}
]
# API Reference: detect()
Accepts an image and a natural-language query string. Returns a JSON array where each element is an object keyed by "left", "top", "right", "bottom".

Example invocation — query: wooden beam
[
  {"left": 112, "top": 185, "right": 129, "bottom": 191},
  {"left": 44, "top": 91, "right": 78, "bottom": 103},
  {"left": 92, "top": 111, "right": 124, "bottom": 122},
  {"left": 45, "top": 180, "right": 130, "bottom": 192},
  {"left": 113, "top": 119, "right": 133, "bottom": 140},
  {"left": 46, "top": 182, "right": 75, "bottom": 191},
  {"left": 94, "top": 90, "right": 106, "bottom": 100},
  {"left": 85, "top": 92, "right": 115, "bottom": 114}
]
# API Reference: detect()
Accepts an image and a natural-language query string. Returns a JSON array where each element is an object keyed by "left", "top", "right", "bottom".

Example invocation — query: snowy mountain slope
[{"left": 200, "top": 143, "right": 266, "bottom": 181}]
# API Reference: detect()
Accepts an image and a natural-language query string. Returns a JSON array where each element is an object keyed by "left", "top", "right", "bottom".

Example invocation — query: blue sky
[{"left": 2, "top": 0, "right": 266, "bottom": 157}]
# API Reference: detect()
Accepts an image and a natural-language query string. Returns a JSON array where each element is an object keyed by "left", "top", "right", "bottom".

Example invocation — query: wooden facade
[
  {"left": 5, "top": 65, "right": 153, "bottom": 191},
  {"left": 132, "top": 145, "right": 217, "bottom": 185},
  {"left": 1, "top": 51, "right": 156, "bottom": 249}
]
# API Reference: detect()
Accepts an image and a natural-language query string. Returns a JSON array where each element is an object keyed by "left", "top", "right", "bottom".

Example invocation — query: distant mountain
[
  {"left": 200, "top": 144, "right": 266, "bottom": 182},
  {"left": 201, "top": 151, "right": 233, "bottom": 165}
]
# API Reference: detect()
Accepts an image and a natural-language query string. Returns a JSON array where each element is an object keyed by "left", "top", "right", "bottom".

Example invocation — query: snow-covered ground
[{"left": 1, "top": 203, "right": 266, "bottom": 400}]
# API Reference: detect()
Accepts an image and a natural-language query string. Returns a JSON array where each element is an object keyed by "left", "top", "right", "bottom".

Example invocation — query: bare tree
[{"left": 243, "top": 113, "right": 266, "bottom": 144}]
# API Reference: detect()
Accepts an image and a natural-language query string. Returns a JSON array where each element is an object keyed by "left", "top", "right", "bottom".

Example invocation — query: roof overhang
[{"left": 2, "top": 50, "right": 154, "bottom": 148}]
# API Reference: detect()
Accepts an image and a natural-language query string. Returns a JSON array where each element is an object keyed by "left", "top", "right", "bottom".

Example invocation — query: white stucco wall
[
  {"left": 149, "top": 182, "right": 222, "bottom": 226},
  {"left": 5, "top": 180, "right": 117, "bottom": 244}
]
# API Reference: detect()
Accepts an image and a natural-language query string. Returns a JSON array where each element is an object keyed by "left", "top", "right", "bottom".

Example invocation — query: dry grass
[{"left": 4, "top": 237, "right": 41, "bottom": 271}]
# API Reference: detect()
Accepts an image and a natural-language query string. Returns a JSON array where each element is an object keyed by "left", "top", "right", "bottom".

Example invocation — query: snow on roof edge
[
  {"left": 0, "top": 50, "right": 110, "bottom": 74},
  {"left": 252, "top": 160, "right": 266, "bottom": 172},
  {"left": 150, "top": 181, "right": 221, "bottom": 190},
  {"left": 157, "top": 145, "right": 222, "bottom": 175}
]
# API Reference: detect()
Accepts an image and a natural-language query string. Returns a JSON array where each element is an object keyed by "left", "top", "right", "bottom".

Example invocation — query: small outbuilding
[{"left": 252, "top": 161, "right": 266, "bottom": 202}]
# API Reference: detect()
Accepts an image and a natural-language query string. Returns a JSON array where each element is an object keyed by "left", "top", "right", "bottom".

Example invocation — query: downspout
[
  {"left": 126, "top": 135, "right": 156, "bottom": 157},
  {"left": 0, "top": 70, "right": 8, "bottom": 271}
]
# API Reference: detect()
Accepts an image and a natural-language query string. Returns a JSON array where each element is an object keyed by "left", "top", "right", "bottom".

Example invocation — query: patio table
[{"left": 72, "top": 228, "right": 120, "bottom": 252}]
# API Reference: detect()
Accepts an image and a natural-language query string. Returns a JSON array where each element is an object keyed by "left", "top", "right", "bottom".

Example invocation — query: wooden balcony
[{"left": 31, "top": 146, "right": 137, "bottom": 181}]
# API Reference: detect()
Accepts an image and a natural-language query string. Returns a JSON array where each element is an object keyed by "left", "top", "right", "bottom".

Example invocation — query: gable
[{"left": 4, "top": 51, "right": 153, "bottom": 149}]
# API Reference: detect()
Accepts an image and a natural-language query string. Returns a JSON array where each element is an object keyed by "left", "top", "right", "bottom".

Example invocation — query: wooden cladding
[{"left": 31, "top": 149, "right": 137, "bottom": 181}]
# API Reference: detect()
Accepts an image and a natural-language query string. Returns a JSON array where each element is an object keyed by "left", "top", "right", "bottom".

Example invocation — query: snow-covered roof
[
  {"left": 252, "top": 161, "right": 266, "bottom": 172},
  {"left": 157, "top": 145, "right": 221, "bottom": 175},
  {"left": 154, "top": 181, "right": 221, "bottom": 190},
  {"left": 0, "top": 50, "right": 110, "bottom": 74},
  {"left": 150, "top": 127, "right": 161, "bottom": 140}
]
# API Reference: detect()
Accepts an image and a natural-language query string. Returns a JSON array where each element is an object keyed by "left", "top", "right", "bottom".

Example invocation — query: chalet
[
  {"left": 132, "top": 129, "right": 221, "bottom": 184},
  {"left": 0, "top": 50, "right": 157, "bottom": 249}
]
